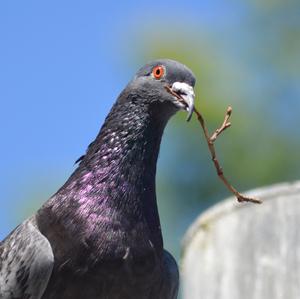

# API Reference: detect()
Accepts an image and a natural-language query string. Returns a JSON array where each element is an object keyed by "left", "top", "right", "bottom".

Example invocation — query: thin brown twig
[
  {"left": 164, "top": 85, "right": 261, "bottom": 204},
  {"left": 193, "top": 106, "right": 262, "bottom": 204}
]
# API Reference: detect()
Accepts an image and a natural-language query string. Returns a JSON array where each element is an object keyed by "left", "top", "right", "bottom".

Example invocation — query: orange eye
[{"left": 152, "top": 65, "right": 164, "bottom": 79}]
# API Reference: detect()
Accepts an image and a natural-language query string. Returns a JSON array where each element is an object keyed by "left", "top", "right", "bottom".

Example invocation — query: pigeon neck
[{"left": 60, "top": 96, "right": 175, "bottom": 252}]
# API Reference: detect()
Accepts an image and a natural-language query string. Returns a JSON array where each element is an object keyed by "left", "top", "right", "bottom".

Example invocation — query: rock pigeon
[{"left": 0, "top": 59, "right": 195, "bottom": 299}]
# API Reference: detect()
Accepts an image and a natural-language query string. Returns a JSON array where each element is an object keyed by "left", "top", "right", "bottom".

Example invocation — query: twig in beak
[
  {"left": 165, "top": 85, "right": 182, "bottom": 100},
  {"left": 193, "top": 106, "right": 262, "bottom": 204},
  {"left": 164, "top": 85, "right": 194, "bottom": 122}
]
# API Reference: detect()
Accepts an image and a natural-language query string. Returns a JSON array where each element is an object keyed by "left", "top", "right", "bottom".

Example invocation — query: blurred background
[{"left": 0, "top": 0, "right": 299, "bottom": 297}]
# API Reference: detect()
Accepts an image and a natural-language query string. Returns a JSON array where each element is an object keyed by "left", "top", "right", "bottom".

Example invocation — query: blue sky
[{"left": 0, "top": 0, "right": 244, "bottom": 238}]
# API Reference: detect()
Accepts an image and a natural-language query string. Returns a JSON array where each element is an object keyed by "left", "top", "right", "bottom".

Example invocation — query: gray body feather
[
  {"left": 0, "top": 221, "right": 177, "bottom": 299},
  {"left": 0, "top": 217, "right": 54, "bottom": 299}
]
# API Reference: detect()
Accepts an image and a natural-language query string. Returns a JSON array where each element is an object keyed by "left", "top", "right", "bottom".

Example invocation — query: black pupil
[{"left": 156, "top": 68, "right": 160, "bottom": 75}]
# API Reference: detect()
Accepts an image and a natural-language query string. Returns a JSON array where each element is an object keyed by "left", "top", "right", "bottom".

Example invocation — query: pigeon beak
[{"left": 165, "top": 82, "right": 195, "bottom": 121}]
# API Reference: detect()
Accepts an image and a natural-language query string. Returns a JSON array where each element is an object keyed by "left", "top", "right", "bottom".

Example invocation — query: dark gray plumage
[{"left": 0, "top": 59, "right": 196, "bottom": 299}]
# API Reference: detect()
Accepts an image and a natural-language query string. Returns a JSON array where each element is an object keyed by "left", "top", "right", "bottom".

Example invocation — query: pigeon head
[{"left": 122, "top": 59, "right": 196, "bottom": 121}]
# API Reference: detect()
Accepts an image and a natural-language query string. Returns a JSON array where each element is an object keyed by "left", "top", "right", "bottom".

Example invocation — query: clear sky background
[
  {"left": 1, "top": 1, "right": 300, "bottom": 279},
  {"left": 0, "top": 0, "right": 243, "bottom": 237}
]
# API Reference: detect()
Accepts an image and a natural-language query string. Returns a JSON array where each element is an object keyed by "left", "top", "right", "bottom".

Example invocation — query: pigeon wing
[
  {"left": 0, "top": 217, "right": 54, "bottom": 299},
  {"left": 158, "top": 250, "right": 179, "bottom": 299}
]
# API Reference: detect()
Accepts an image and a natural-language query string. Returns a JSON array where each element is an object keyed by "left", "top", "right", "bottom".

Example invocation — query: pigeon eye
[{"left": 152, "top": 65, "right": 164, "bottom": 79}]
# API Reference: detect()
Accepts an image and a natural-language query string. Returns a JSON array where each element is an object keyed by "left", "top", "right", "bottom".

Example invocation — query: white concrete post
[{"left": 182, "top": 181, "right": 300, "bottom": 299}]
